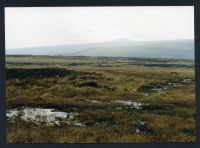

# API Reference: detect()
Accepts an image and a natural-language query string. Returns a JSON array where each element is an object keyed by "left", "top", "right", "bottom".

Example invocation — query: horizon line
[
  {"left": 6, "top": 38, "right": 194, "bottom": 50},
  {"left": 5, "top": 54, "right": 195, "bottom": 60}
]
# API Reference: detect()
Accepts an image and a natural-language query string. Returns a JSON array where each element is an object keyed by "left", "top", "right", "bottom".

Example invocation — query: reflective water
[
  {"left": 113, "top": 100, "right": 148, "bottom": 110},
  {"left": 7, "top": 107, "right": 85, "bottom": 126},
  {"left": 83, "top": 99, "right": 100, "bottom": 103}
]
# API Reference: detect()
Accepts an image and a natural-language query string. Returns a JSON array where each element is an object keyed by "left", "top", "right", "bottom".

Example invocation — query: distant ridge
[{"left": 6, "top": 39, "right": 194, "bottom": 60}]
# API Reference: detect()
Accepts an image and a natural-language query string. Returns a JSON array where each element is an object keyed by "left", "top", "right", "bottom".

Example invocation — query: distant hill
[{"left": 6, "top": 39, "right": 194, "bottom": 59}]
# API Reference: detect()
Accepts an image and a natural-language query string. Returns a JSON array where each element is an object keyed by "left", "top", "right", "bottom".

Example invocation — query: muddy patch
[
  {"left": 7, "top": 107, "right": 85, "bottom": 126},
  {"left": 138, "top": 78, "right": 193, "bottom": 93},
  {"left": 78, "top": 81, "right": 99, "bottom": 88}
]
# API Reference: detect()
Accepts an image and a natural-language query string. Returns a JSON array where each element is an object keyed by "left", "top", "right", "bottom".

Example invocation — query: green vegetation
[{"left": 6, "top": 55, "right": 195, "bottom": 143}]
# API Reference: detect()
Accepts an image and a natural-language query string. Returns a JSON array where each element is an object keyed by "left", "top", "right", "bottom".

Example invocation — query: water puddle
[
  {"left": 151, "top": 82, "right": 183, "bottom": 92},
  {"left": 6, "top": 107, "right": 85, "bottom": 126},
  {"left": 143, "top": 93, "right": 149, "bottom": 96},
  {"left": 182, "top": 78, "right": 192, "bottom": 83},
  {"left": 141, "top": 78, "right": 193, "bottom": 93},
  {"left": 113, "top": 100, "right": 148, "bottom": 110},
  {"left": 83, "top": 99, "right": 101, "bottom": 103}
]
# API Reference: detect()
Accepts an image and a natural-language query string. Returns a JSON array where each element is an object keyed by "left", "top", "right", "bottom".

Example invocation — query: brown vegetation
[{"left": 6, "top": 56, "right": 195, "bottom": 143}]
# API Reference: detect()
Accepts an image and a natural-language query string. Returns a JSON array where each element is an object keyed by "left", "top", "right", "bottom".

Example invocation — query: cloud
[{"left": 5, "top": 6, "right": 194, "bottom": 49}]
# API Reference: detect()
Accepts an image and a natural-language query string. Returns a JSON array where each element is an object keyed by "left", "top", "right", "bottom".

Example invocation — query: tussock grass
[{"left": 6, "top": 56, "right": 195, "bottom": 143}]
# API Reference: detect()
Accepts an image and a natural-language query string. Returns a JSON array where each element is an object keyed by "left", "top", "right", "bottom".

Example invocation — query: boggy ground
[{"left": 6, "top": 56, "right": 195, "bottom": 143}]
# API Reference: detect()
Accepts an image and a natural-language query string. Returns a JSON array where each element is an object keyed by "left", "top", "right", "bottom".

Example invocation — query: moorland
[{"left": 6, "top": 55, "right": 195, "bottom": 143}]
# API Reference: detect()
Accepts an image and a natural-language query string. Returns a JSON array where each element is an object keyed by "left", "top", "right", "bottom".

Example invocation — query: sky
[{"left": 5, "top": 6, "right": 194, "bottom": 49}]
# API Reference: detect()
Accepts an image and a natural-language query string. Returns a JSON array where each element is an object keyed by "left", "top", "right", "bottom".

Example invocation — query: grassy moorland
[{"left": 6, "top": 55, "right": 195, "bottom": 143}]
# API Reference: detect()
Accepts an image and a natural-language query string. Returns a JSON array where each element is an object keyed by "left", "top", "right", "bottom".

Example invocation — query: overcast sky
[{"left": 5, "top": 6, "right": 194, "bottom": 49}]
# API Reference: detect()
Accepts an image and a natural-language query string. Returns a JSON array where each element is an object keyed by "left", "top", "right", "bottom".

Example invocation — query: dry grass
[{"left": 6, "top": 56, "right": 195, "bottom": 143}]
